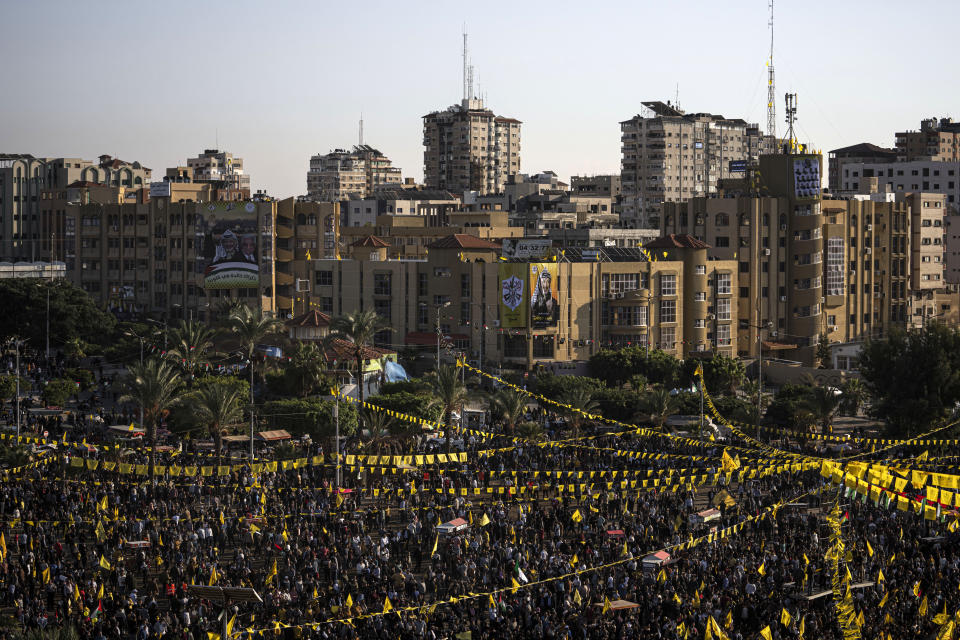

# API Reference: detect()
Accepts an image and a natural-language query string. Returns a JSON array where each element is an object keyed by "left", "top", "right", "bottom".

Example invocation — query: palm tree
[
  {"left": 807, "top": 384, "right": 842, "bottom": 433},
  {"left": 227, "top": 304, "right": 283, "bottom": 406},
  {"left": 516, "top": 421, "right": 546, "bottom": 441},
  {"left": 841, "top": 378, "right": 868, "bottom": 417},
  {"left": 118, "top": 358, "right": 183, "bottom": 479},
  {"left": 641, "top": 386, "right": 676, "bottom": 431},
  {"left": 560, "top": 387, "right": 599, "bottom": 437},
  {"left": 329, "top": 309, "right": 391, "bottom": 406},
  {"left": 490, "top": 389, "right": 527, "bottom": 436},
  {"left": 189, "top": 382, "right": 244, "bottom": 470},
  {"left": 429, "top": 364, "right": 468, "bottom": 453},
  {"left": 361, "top": 408, "right": 398, "bottom": 454},
  {"left": 287, "top": 340, "right": 328, "bottom": 397},
  {"left": 166, "top": 320, "right": 220, "bottom": 383}
]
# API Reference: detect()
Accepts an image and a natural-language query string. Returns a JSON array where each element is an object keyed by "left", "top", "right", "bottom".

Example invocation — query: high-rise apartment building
[
  {"left": 827, "top": 143, "right": 897, "bottom": 193},
  {"left": 306, "top": 145, "right": 402, "bottom": 202},
  {"left": 833, "top": 159, "right": 960, "bottom": 212},
  {"left": 58, "top": 187, "right": 337, "bottom": 322},
  {"left": 422, "top": 98, "right": 521, "bottom": 195},
  {"left": 186, "top": 149, "right": 250, "bottom": 199},
  {"left": 620, "top": 101, "right": 775, "bottom": 229},
  {"left": 896, "top": 118, "right": 960, "bottom": 162},
  {"left": 0, "top": 154, "right": 150, "bottom": 260},
  {"left": 662, "top": 154, "right": 954, "bottom": 364}
]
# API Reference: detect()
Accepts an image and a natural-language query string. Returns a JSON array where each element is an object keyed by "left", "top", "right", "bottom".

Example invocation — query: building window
[
  {"left": 717, "top": 298, "right": 731, "bottom": 321},
  {"left": 418, "top": 272, "right": 428, "bottom": 297},
  {"left": 532, "top": 335, "right": 555, "bottom": 358},
  {"left": 460, "top": 273, "right": 471, "bottom": 298},
  {"left": 660, "top": 273, "right": 676, "bottom": 296},
  {"left": 825, "top": 237, "right": 845, "bottom": 296},
  {"left": 695, "top": 265, "right": 706, "bottom": 275},
  {"left": 417, "top": 304, "right": 429, "bottom": 326},
  {"left": 715, "top": 236, "right": 730, "bottom": 248},
  {"left": 374, "top": 298, "right": 391, "bottom": 321},
  {"left": 374, "top": 272, "right": 392, "bottom": 296},
  {"left": 716, "top": 273, "right": 731, "bottom": 295},
  {"left": 316, "top": 270, "right": 333, "bottom": 286},
  {"left": 660, "top": 299, "right": 676, "bottom": 323},
  {"left": 319, "top": 297, "right": 333, "bottom": 313},
  {"left": 460, "top": 300, "right": 471, "bottom": 326},
  {"left": 716, "top": 324, "right": 730, "bottom": 346},
  {"left": 603, "top": 273, "right": 639, "bottom": 296},
  {"left": 660, "top": 326, "right": 675, "bottom": 350}
]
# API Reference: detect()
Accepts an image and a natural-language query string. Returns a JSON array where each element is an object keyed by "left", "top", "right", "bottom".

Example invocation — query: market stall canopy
[
  {"left": 436, "top": 518, "right": 469, "bottom": 535},
  {"left": 594, "top": 599, "right": 640, "bottom": 611},
  {"left": 256, "top": 430, "right": 291, "bottom": 442}
]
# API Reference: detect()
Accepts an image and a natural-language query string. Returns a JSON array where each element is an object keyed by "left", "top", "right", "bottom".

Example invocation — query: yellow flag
[
  {"left": 97, "top": 583, "right": 103, "bottom": 599},
  {"left": 431, "top": 535, "right": 438, "bottom": 556},
  {"left": 866, "top": 540, "right": 874, "bottom": 557},
  {"left": 98, "top": 496, "right": 108, "bottom": 512},
  {"left": 571, "top": 509, "right": 583, "bottom": 523},
  {"left": 158, "top": 532, "right": 164, "bottom": 547},
  {"left": 511, "top": 577, "right": 520, "bottom": 593},
  {"left": 489, "top": 594, "right": 497, "bottom": 608},
  {"left": 266, "top": 559, "right": 277, "bottom": 584},
  {"left": 479, "top": 513, "right": 491, "bottom": 527},
  {"left": 657, "top": 568, "right": 667, "bottom": 583},
  {"left": 73, "top": 583, "right": 81, "bottom": 603},
  {"left": 918, "top": 450, "right": 929, "bottom": 462},
  {"left": 803, "top": 553, "right": 809, "bottom": 565},
  {"left": 757, "top": 561, "right": 766, "bottom": 577},
  {"left": 877, "top": 569, "right": 885, "bottom": 583},
  {"left": 208, "top": 566, "right": 218, "bottom": 586},
  {"left": 383, "top": 595, "right": 393, "bottom": 614},
  {"left": 99, "top": 555, "right": 111, "bottom": 571},
  {"left": 878, "top": 591, "right": 889, "bottom": 608},
  {"left": 345, "top": 593, "right": 353, "bottom": 609},
  {"left": 570, "top": 553, "right": 578, "bottom": 569},
  {"left": 724, "top": 610, "right": 732, "bottom": 629},
  {"left": 780, "top": 608, "right": 792, "bottom": 627},
  {"left": 573, "top": 589, "right": 582, "bottom": 606},
  {"left": 920, "top": 595, "right": 929, "bottom": 617},
  {"left": 855, "top": 610, "right": 864, "bottom": 628},
  {"left": 42, "top": 567, "right": 50, "bottom": 584},
  {"left": 798, "top": 615, "right": 805, "bottom": 638},
  {"left": 226, "top": 614, "right": 235, "bottom": 637},
  {"left": 760, "top": 626, "right": 773, "bottom": 640},
  {"left": 602, "top": 596, "right": 611, "bottom": 614},
  {"left": 0, "top": 532, "right": 5, "bottom": 560}
]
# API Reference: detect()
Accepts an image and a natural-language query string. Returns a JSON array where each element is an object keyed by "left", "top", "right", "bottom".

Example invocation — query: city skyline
[{"left": 2, "top": 0, "right": 958, "bottom": 198}]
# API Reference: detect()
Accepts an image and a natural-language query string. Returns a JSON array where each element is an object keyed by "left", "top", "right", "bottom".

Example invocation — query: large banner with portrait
[
  {"left": 498, "top": 263, "right": 528, "bottom": 328},
  {"left": 529, "top": 263, "right": 559, "bottom": 329},
  {"left": 198, "top": 202, "right": 260, "bottom": 289}
]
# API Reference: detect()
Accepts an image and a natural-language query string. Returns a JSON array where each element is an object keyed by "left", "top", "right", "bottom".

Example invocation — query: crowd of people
[{"left": 0, "top": 349, "right": 957, "bottom": 640}]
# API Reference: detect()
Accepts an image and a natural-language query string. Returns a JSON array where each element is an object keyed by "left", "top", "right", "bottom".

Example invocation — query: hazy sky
[{"left": 2, "top": 0, "right": 957, "bottom": 198}]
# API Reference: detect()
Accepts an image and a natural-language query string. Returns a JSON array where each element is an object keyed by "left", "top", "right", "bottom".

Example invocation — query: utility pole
[
  {"left": 11, "top": 338, "right": 23, "bottom": 437},
  {"left": 767, "top": 0, "right": 776, "bottom": 139},
  {"left": 45, "top": 284, "right": 50, "bottom": 363},
  {"left": 334, "top": 389, "right": 340, "bottom": 491},
  {"left": 249, "top": 355, "right": 255, "bottom": 461}
]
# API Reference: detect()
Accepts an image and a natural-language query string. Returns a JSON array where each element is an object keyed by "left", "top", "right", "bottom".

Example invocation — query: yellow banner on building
[{"left": 499, "top": 263, "right": 528, "bottom": 328}]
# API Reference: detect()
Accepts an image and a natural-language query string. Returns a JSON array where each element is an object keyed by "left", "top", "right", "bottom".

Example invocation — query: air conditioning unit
[
  {"left": 829, "top": 325, "right": 837, "bottom": 332},
  {"left": 779, "top": 296, "right": 787, "bottom": 302},
  {"left": 780, "top": 224, "right": 787, "bottom": 231},
  {"left": 493, "top": 320, "right": 500, "bottom": 327},
  {"left": 820, "top": 297, "right": 826, "bottom": 304},
  {"left": 865, "top": 247, "right": 872, "bottom": 254},
  {"left": 866, "top": 224, "right": 873, "bottom": 231},
  {"left": 764, "top": 249, "right": 771, "bottom": 256}
]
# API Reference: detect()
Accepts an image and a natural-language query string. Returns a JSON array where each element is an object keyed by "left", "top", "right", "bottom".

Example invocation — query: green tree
[
  {"left": 284, "top": 340, "right": 331, "bottom": 397},
  {"left": 378, "top": 378, "right": 433, "bottom": 395},
  {"left": 0, "top": 279, "right": 115, "bottom": 348},
  {"left": 587, "top": 346, "right": 645, "bottom": 387},
  {"left": 189, "top": 381, "right": 245, "bottom": 468},
  {"left": 840, "top": 377, "right": 868, "bottom": 417},
  {"left": 0, "top": 375, "right": 27, "bottom": 406},
  {"left": 639, "top": 386, "right": 677, "bottom": 431},
  {"left": 489, "top": 389, "right": 528, "bottom": 436},
  {"left": 428, "top": 364, "right": 468, "bottom": 453},
  {"left": 592, "top": 387, "right": 638, "bottom": 423},
  {"left": 329, "top": 309, "right": 391, "bottom": 407},
  {"left": 691, "top": 354, "right": 746, "bottom": 395},
  {"left": 42, "top": 378, "right": 75, "bottom": 407},
  {"left": 166, "top": 376, "right": 249, "bottom": 435},
  {"left": 559, "top": 387, "right": 599, "bottom": 437},
  {"left": 807, "top": 384, "right": 842, "bottom": 432},
  {"left": 63, "top": 337, "right": 88, "bottom": 365},
  {"left": 859, "top": 325, "right": 960, "bottom": 437},
  {"left": 64, "top": 368, "right": 95, "bottom": 393},
  {"left": 534, "top": 373, "right": 604, "bottom": 400},
  {"left": 764, "top": 384, "right": 816, "bottom": 431},
  {"left": 368, "top": 391, "right": 443, "bottom": 424},
  {"left": 516, "top": 421, "right": 546, "bottom": 441},
  {"left": 118, "top": 358, "right": 183, "bottom": 478},
  {"left": 260, "top": 398, "right": 358, "bottom": 445},
  {"left": 166, "top": 320, "right": 220, "bottom": 382},
  {"left": 227, "top": 305, "right": 284, "bottom": 402},
  {"left": 816, "top": 333, "right": 832, "bottom": 369}
]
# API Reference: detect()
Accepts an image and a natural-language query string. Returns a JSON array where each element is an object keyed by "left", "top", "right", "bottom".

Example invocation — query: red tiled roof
[
  {"left": 324, "top": 338, "right": 395, "bottom": 363},
  {"left": 285, "top": 309, "right": 332, "bottom": 328},
  {"left": 351, "top": 235, "right": 390, "bottom": 248},
  {"left": 427, "top": 234, "right": 501, "bottom": 250},
  {"left": 644, "top": 234, "right": 711, "bottom": 250}
]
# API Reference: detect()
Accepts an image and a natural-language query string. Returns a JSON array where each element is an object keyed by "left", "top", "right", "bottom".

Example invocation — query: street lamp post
[
  {"left": 123, "top": 329, "right": 147, "bottom": 427},
  {"left": 9, "top": 338, "right": 24, "bottom": 437},
  {"left": 334, "top": 388, "right": 340, "bottom": 491}
]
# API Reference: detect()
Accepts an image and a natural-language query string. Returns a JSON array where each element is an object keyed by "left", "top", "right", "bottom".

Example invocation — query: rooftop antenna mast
[
  {"left": 462, "top": 26, "right": 468, "bottom": 102},
  {"left": 767, "top": 0, "right": 776, "bottom": 138},
  {"left": 784, "top": 93, "right": 798, "bottom": 153},
  {"left": 359, "top": 113, "right": 364, "bottom": 146}
]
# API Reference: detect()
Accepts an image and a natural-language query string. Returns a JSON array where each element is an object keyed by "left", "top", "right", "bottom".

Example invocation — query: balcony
[
  {"left": 275, "top": 271, "right": 294, "bottom": 286},
  {"left": 275, "top": 224, "right": 294, "bottom": 239},
  {"left": 276, "top": 248, "right": 293, "bottom": 262}
]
